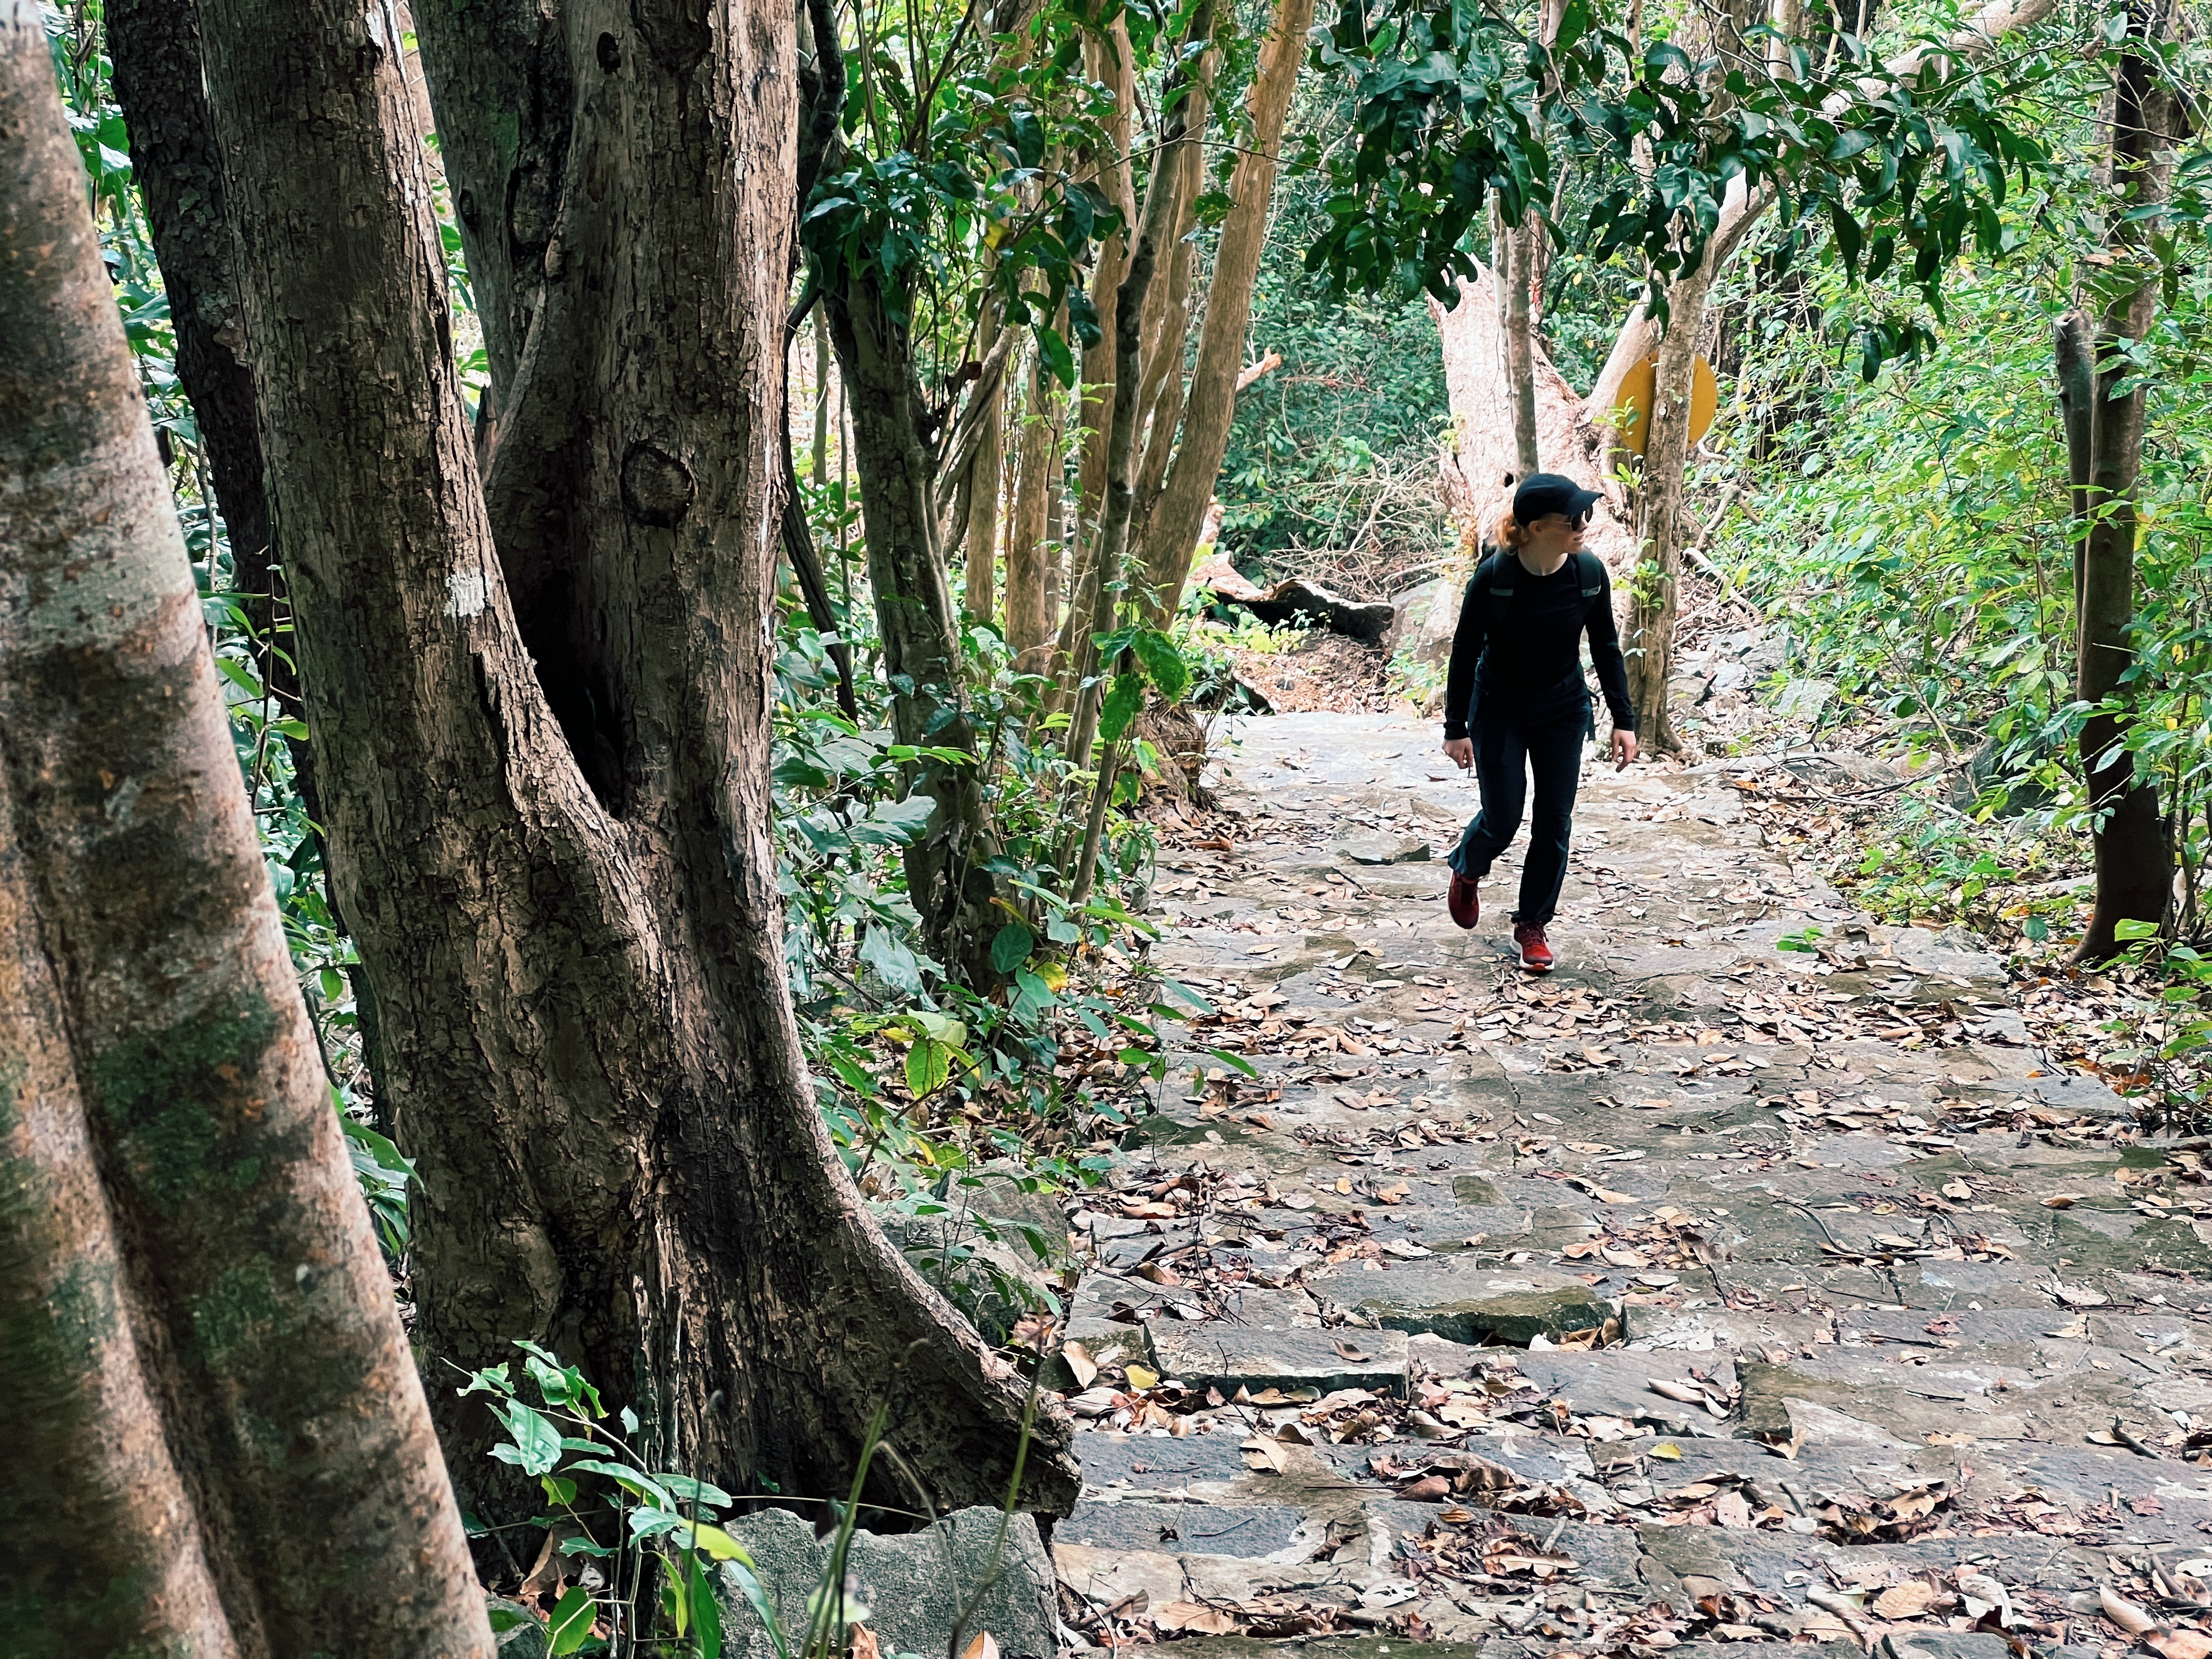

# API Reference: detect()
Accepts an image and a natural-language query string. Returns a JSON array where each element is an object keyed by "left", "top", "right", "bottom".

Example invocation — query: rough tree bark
[
  {"left": 1133, "top": 0, "right": 1316, "bottom": 617},
  {"left": 407, "top": 0, "right": 573, "bottom": 429},
  {"left": 1621, "top": 254, "right": 1719, "bottom": 752},
  {"left": 964, "top": 307, "right": 1005, "bottom": 624},
  {"left": 196, "top": 0, "right": 1074, "bottom": 1528},
  {"left": 1073, "top": 17, "right": 1138, "bottom": 534},
  {"left": 0, "top": 13, "right": 490, "bottom": 1652},
  {"left": 1063, "top": 0, "right": 1216, "bottom": 770},
  {"left": 1613, "top": 0, "right": 1763, "bottom": 754},
  {"left": 1006, "top": 334, "right": 1062, "bottom": 670},
  {"left": 1494, "top": 197, "right": 1541, "bottom": 477},
  {"left": 2066, "top": 0, "right": 2179, "bottom": 962},
  {"left": 1054, "top": 21, "right": 1204, "bottom": 709}
]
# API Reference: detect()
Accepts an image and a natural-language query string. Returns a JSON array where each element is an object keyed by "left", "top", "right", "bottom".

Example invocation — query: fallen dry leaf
[
  {"left": 851, "top": 1628, "right": 882, "bottom": 1659},
  {"left": 1124, "top": 1364, "right": 1159, "bottom": 1391},
  {"left": 1873, "top": 1582, "right": 1937, "bottom": 1620},
  {"left": 1153, "top": 1601, "right": 1237, "bottom": 1635},
  {"left": 1062, "top": 1341, "right": 1099, "bottom": 1390},
  {"left": 960, "top": 1634, "right": 999, "bottom": 1659},
  {"left": 2105, "top": 1587, "right": 2159, "bottom": 1636},
  {"left": 1240, "top": 1435, "right": 1289, "bottom": 1474},
  {"left": 2149, "top": 1631, "right": 2212, "bottom": 1659}
]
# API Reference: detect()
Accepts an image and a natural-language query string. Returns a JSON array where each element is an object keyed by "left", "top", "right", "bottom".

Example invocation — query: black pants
[{"left": 1447, "top": 706, "right": 1585, "bottom": 924}]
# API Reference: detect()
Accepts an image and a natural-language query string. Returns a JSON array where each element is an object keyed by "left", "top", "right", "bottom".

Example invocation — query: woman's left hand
[{"left": 1611, "top": 730, "right": 1638, "bottom": 771}]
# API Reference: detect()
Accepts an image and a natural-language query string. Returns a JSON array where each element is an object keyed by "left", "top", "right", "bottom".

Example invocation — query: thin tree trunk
[
  {"left": 1133, "top": 0, "right": 1316, "bottom": 616},
  {"left": 1622, "top": 256, "right": 1717, "bottom": 752},
  {"left": 2070, "top": 0, "right": 2177, "bottom": 963},
  {"left": 1006, "top": 337, "right": 1058, "bottom": 669},
  {"left": 814, "top": 307, "right": 834, "bottom": 482},
  {"left": 202, "top": 0, "right": 1074, "bottom": 1534},
  {"left": 965, "top": 312, "right": 1005, "bottom": 625},
  {"left": 782, "top": 316, "right": 860, "bottom": 720},
  {"left": 0, "top": 17, "right": 490, "bottom": 1653},
  {"left": 1073, "top": 19, "right": 1138, "bottom": 546},
  {"left": 1064, "top": 0, "right": 1216, "bottom": 771},
  {"left": 1496, "top": 201, "right": 1541, "bottom": 476}
]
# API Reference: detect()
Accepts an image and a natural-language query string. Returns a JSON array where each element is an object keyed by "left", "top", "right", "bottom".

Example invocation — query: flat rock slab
[
  {"left": 1153, "top": 1322, "right": 1412, "bottom": 1397},
  {"left": 1058, "top": 1499, "right": 1314, "bottom": 1560},
  {"left": 1056, "top": 712, "right": 2165, "bottom": 1657},
  {"left": 1308, "top": 1259, "right": 1611, "bottom": 1344}
]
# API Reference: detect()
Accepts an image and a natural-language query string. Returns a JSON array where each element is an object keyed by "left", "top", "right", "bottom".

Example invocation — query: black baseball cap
[{"left": 1513, "top": 473, "right": 1603, "bottom": 527}]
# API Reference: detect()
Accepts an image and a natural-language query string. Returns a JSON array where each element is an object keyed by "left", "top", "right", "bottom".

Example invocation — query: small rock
[
  {"left": 716, "top": 1506, "right": 1057, "bottom": 1659},
  {"left": 1335, "top": 834, "right": 1432, "bottom": 866},
  {"left": 1946, "top": 732, "right": 2057, "bottom": 817},
  {"left": 1771, "top": 677, "right": 1836, "bottom": 721}
]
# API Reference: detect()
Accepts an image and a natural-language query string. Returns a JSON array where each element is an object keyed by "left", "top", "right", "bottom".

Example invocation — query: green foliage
[
  {"left": 1308, "top": 0, "right": 2064, "bottom": 363},
  {"left": 467, "top": 1344, "right": 1041, "bottom": 1659}
]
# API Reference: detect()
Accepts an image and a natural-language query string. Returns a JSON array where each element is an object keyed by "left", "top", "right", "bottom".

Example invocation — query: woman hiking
[{"left": 1441, "top": 473, "right": 1638, "bottom": 972}]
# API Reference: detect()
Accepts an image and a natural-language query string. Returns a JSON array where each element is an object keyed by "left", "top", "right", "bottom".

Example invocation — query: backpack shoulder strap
[
  {"left": 1575, "top": 550, "right": 1603, "bottom": 605},
  {"left": 1486, "top": 550, "right": 1516, "bottom": 622}
]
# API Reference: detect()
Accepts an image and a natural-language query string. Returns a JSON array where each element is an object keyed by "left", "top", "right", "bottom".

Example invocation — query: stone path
[{"left": 1049, "top": 712, "right": 2211, "bottom": 1659}]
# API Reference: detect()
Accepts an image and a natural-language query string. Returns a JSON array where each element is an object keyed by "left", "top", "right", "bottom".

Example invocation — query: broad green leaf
[
  {"left": 1098, "top": 672, "right": 1146, "bottom": 742},
  {"left": 488, "top": 1401, "right": 562, "bottom": 1476},
  {"left": 687, "top": 1554, "right": 725, "bottom": 1659},
  {"left": 547, "top": 1587, "right": 596, "bottom": 1655},
  {"left": 1131, "top": 629, "right": 1190, "bottom": 702},
  {"left": 906, "top": 1038, "right": 951, "bottom": 1099},
  {"left": 990, "top": 921, "right": 1035, "bottom": 974}
]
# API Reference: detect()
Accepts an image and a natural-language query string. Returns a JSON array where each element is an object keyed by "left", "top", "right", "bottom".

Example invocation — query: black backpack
[
  {"left": 1483, "top": 549, "right": 1607, "bottom": 736},
  {"left": 1487, "top": 548, "right": 1604, "bottom": 625}
]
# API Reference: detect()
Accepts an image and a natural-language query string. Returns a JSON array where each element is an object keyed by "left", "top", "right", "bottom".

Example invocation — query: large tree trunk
[
  {"left": 1133, "top": 0, "right": 1316, "bottom": 617},
  {"left": 0, "top": 17, "right": 489, "bottom": 1653},
  {"left": 1432, "top": 267, "right": 1634, "bottom": 569},
  {"left": 198, "top": 0, "right": 1074, "bottom": 1533},
  {"left": 407, "top": 0, "right": 573, "bottom": 427},
  {"left": 104, "top": 0, "right": 345, "bottom": 877},
  {"left": 2068, "top": 0, "right": 2179, "bottom": 963}
]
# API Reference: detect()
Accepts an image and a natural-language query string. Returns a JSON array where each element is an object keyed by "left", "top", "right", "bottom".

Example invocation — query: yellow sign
[{"left": 1610, "top": 353, "right": 1719, "bottom": 456}]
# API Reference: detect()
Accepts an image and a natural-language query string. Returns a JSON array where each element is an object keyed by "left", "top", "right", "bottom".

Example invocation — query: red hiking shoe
[
  {"left": 1447, "top": 871, "right": 1480, "bottom": 929},
  {"left": 1513, "top": 922, "right": 1554, "bottom": 973}
]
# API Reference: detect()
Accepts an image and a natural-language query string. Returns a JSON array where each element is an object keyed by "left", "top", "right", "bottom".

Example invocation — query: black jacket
[{"left": 1442, "top": 549, "right": 1636, "bottom": 740}]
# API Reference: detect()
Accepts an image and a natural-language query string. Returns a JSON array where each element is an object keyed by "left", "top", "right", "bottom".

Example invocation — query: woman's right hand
[{"left": 1443, "top": 737, "right": 1474, "bottom": 770}]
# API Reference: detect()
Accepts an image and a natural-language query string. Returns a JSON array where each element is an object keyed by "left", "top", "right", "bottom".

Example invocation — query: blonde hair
[{"left": 1492, "top": 507, "right": 1529, "bottom": 550}]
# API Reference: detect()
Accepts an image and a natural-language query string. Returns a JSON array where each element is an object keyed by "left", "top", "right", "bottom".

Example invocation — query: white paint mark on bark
[{"left": 444, "top": 569, "right": 489, "bottom": 618}]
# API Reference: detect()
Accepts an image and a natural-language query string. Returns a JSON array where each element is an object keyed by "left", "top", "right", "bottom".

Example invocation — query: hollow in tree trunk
[
  {"left": 0, "top": 18, "right": 490, "bottom": 1652},
  {"left": 196, "top": 0, "right": 1075, "bottom": 1526}
]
